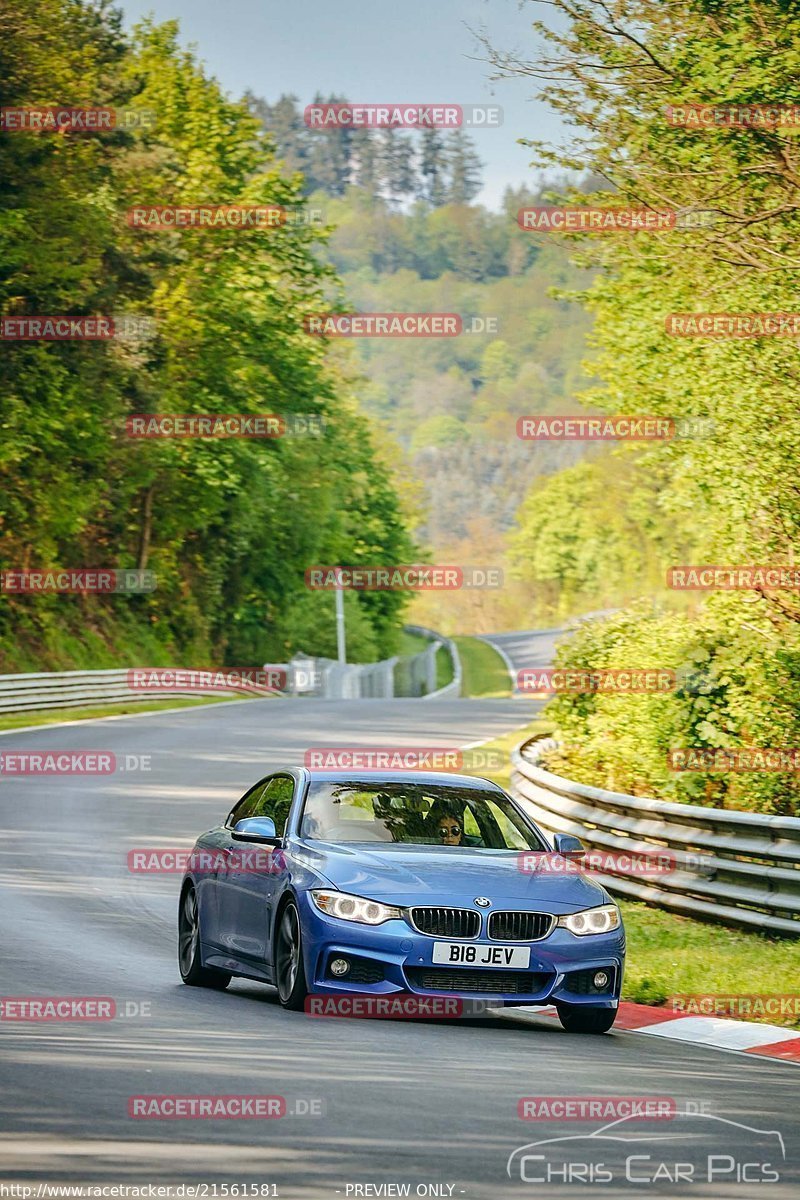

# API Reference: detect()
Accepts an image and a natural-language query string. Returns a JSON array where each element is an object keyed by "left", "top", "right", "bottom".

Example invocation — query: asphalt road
[
  {"left": 481, "top": 612, "right": 618, "bottom": 693},
  {"left": 478, "top": 629, "right": 568, "bottom": 692},
  {"left": 1, "top": 694, "right": 798, "bottom": 1199}
]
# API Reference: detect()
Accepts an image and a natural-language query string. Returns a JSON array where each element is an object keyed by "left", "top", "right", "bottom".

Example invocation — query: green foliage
[
  {"left": 282, "top": 590, "right": 380, "bottom": 664},
  {"left": 247, "top": 94, "right": 484, "bottom": 209},
  {"left": 308, "top": 189, "right": 592, "bottom": 548},
  {"left": 492, "top": 0, "right": 800, "bottom": 809},
  {"left": 509, "top": 456, "right": 693, "bottom": 619},
  {"left": 544, "top": 600, "right": 800, "bottom": 816},
  {"left": 0, "top": 1, "right": 415, "bottom": 670}
]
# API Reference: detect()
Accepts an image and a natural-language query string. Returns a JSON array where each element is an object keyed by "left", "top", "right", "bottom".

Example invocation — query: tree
[
  {"left": 0, "top": 2, "right": 416, "bottom": 671},
  {"left": 304, "top": 92, "right": 353, "bottom": 196},
  {"left": 350, "top": 128, "right": 380, "bottom": 194},
  {"left": 418, "top": 128, "right": 447, "bottom": 206},
  {"left": 379, "top": 129, "right": 417, "bottom": 207},
  {"left": 444, "top": 130, "right": 482, "bottom": 204},
  {"left": 245, "top": 92, "right": 308, "bottom": 178},
  {"left": 487, "top": 0, "right": 800, "bottom": 812}
]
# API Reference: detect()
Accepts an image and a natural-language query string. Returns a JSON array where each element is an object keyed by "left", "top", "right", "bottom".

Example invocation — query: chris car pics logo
[{"left": 506, "top": 1111, "right": 785, "bottom": 1186}]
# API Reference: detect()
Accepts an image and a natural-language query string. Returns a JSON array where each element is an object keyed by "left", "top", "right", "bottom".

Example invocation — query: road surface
[
  {"left": 0, "top": 692, "right": 797, "bottom": 1198},
  {"left": 479, "top": 627, "right": 567, "bottom": 693},
  {"left": 481, "top": 612, "right": 617, "bottom": 692}
]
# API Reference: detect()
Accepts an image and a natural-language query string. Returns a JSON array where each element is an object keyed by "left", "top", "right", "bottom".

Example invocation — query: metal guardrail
[
  {"left": 0, "top": 626, "right": 462, "bottom": 714},
  {"left": 0, "top": 668, "right": 277, "bottom": 714},
  {"left": 295, "top": 627, "right": 461, "bottom": 700},
  {"left": 315, "top": 657, "right": 398, "bottom": 700},
  {"left": 511, "top": 736, "right": 800, "bottom": 936},
  {"left": 403, "top": 625, "right": 461, "bottom": 699}
]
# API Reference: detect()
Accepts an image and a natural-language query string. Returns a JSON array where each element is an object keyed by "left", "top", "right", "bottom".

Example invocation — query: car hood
[{"left": 292, "top": 842, "right": 608, "bottom": 913}]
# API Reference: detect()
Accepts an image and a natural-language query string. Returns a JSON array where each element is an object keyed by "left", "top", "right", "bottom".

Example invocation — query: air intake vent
[
  {"left": 487, "top": 911, "right": 554, "bottom": 942},
  {"left": 405, "top": 967, "right": 552, "bottom": 996},
  {"left": 410, "top": 907, "right": 481, "bottom": 938}
]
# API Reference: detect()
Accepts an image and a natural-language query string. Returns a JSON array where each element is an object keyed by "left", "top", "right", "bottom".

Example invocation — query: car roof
[{"left": 303, "top": 769, "right": 502, "bottom": 790}]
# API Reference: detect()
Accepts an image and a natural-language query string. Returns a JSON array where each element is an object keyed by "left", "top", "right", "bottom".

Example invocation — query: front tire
[
  {"left": 274, "top": 900, "right": 308, "bottom": 1010},
  {"left": 557, "top": 1004, "right": 617, "bottom": 1034},
  {"left": 178, "top": 883, "right": 231, "bottom": 990}
]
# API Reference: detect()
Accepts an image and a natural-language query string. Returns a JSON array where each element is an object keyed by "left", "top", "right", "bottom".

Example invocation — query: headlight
[
  {"left": 557, "top": 904, "right": 620, "bottom": 936},
  {"left": 310, "top": 889, "right": 404, "bottom": 925}
]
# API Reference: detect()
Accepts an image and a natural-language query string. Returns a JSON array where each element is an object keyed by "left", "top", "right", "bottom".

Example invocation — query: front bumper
[{"left": 298, "top": 894, "right": 625, "bottom": 1009}]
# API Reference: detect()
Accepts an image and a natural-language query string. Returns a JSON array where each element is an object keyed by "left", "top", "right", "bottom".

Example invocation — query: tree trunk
[{"left": 137, "top": 484, "right": 154, "bottom": 571}]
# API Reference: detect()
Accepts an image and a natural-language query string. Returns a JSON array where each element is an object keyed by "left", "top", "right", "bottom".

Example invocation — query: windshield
[{"left": 300, "top": 781, "right": 547, "bottom": 851}]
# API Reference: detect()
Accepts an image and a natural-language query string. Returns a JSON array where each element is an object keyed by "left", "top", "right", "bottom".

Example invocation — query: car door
[
  {"left": 216, "top": 774, "right": 295, "bottom": 967},
  {"left": 207, "top": 778, "right": 269, "bottom": 955}
]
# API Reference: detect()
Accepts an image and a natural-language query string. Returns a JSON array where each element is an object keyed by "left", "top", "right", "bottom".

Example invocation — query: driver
[{"left": 436, "top": 811, "right": 465, "bottom": 846}]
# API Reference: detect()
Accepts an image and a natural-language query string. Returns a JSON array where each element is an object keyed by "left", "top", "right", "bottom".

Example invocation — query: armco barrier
[
  {"left": 0, "top": 668, "right": 280, "bottom": 714},
  {"left": 296, "top": 627, "right": 461, "bottom": 700},
  {"left": 403, "top": 624, "right": 461, "bottom": 699},
  {"left": 511, "top": 736, "right": 800, "bottom": 936},
  {"left": 0, "top": 628, "right": 462, "bottom": 714}
]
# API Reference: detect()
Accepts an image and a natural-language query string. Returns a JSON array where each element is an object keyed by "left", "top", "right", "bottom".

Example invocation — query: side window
[
  {"left": 254, "top": 775, "right": 295, "bottom": 834},
  {"left": 484, "top": 797, "right": 530, "bottom": 851},
  {"left": 462, "top": 808, "right": 481, "bottom": 839},
  {"left": 228, "top": 781, "right": 268, "bottom": 827}
]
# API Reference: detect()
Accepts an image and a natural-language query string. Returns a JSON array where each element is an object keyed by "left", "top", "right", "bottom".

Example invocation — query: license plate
[{"left": 432, "top": 941, "right": 531, "bottom": 969}]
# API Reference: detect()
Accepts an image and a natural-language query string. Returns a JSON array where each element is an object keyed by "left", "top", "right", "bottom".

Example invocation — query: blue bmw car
[{"left": 178, "top": 768, "right": 625, "bottom": 1033}]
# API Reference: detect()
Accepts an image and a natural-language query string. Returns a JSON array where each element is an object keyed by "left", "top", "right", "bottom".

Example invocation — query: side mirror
[
  {"left": 232, "top": 816, "right": 279, "bottom": 843},
  {"left": 554, "top": 833, "right": 586, "bottom": 860}
]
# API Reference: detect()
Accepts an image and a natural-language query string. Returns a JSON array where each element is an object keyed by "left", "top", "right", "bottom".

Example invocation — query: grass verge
[
  {"left": 398, "top": 631, "right": 429, "bottom": 657},
  {"left": 436, "top": 643, "right": 455, "bottom": 690},
  {"left": 453, "top": 635, "right": 511, "bottom": 698},
  {"left": 461, "top": 716, "right": 800, "bottom": 1027},
  {"left": 398, "top": 629, "right": 455, "bottom": 692},
  {"left": 0, "top": 694, "right": 242, "bottom": 732}
]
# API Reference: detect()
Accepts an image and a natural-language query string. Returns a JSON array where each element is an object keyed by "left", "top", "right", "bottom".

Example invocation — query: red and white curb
[{"left": 519, "top": 1002, "right": 800, "bottom": 1063}]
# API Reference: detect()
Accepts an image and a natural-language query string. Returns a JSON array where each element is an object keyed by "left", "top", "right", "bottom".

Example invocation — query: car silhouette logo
[{"left": 474, "top": 897, "right": 491, "bottom": 907}]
